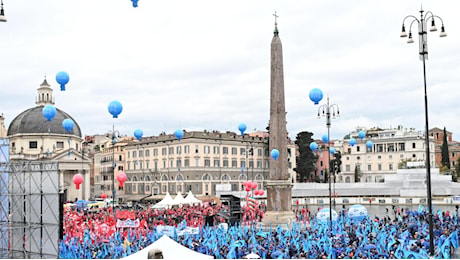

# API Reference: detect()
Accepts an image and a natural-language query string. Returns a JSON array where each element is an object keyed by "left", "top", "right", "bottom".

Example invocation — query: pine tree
[
  {"left": 441, "top": 127, "right": 450, "bottom": 170},
  {"left": 293, "top": 131, "right": 318, "bottom": 182}
]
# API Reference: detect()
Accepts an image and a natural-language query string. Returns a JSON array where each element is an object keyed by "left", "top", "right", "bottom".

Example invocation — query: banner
[{"left": 116, "top": 218, "right": 140, "bottom": 228}]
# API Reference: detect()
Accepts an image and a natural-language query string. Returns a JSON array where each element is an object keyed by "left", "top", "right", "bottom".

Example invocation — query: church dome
[
  {"left": 7, "top": 77, "right": 82, "bottom": 137},
  {"left": 7, "top": 106, "right": 82, "bottom": 137}
]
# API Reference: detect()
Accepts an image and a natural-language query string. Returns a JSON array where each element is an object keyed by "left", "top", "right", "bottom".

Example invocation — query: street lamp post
[
  {"left": 400, "top": 8, "right": 446, "bottom": 257},
  {"left": 310, "top": 89, "right": 340, "bottom": 237}
]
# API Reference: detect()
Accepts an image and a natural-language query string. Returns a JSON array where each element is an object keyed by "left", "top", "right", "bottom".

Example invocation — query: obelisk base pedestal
[{"left": 262, "top": 210, "right": 296, "bottom": 229}]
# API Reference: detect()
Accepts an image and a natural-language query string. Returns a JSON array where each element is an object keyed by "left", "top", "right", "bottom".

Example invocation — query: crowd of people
[{"left": 59, "top": 202, "right": 460, "bottom": 259}]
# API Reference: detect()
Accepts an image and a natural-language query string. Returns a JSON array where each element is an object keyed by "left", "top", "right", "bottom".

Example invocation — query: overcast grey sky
[{"left": 1, "top": 0, "right": 459, "bottom": 141}]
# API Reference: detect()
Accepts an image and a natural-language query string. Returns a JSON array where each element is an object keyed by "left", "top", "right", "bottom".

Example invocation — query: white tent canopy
[
  {"left": 171, "top": 191, "right": 186, "bottom": 207},
  {"left": 151, "top": 192, "right": 174, "bottom": 209},
  {"left": 123, "top": 234, "right": 213, "bottom": 259},
  {"left": 183, "top": 190, "right": 202, "bottom": 206}
]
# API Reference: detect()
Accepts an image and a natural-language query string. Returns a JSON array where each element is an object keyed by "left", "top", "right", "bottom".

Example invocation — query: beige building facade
[
  {"left": 336, "top": 126, "right": 437, "bottom": 183},
  {"left": 91, "top": 130, "right": 296, "bottom": 202}
]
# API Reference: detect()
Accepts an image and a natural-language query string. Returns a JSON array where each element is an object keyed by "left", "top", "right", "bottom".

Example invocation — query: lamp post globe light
[
  {"left": 108, "top": 100, "right": 123, "bottom": 217},
  {"left": 309, "top": 88, "right": 340, "bottom": 237},
  {"left": 400, "top": 8, "right": 446, "bottom": 257}
]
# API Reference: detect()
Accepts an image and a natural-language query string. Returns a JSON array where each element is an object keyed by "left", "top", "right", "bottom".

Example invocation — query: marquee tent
[
  {"left": 171, "top": 192, "right": 186, "bottom": 207},
  {"left": 123, "top": 234, "right": 213, "bottom": 259},
  {"left": 151, "top": 192, "right": 174, "bottom": 209},
  {"left": 183, "top": 190, "right": 202, "bottom": 206}
]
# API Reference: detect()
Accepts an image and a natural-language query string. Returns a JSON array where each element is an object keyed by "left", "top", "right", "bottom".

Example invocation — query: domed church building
[{"left": 7, "top": 78, "right": 90, "bottom": 201}]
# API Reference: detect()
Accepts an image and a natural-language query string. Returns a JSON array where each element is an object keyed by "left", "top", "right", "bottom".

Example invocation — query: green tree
[
  {"left": 454, "top": 157, "right": 460, "bottom": 182},
  {"left": 294, "top": 131, "right": 318, "bottom": 182},
  {"left": 441, "top": 127, "right": 450, "bottom": 170},
  {"left": 354, "top": 165, "right": 360, "bottom": 183}
]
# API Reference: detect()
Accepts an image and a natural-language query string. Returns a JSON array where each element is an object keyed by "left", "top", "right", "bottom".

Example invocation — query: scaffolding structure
[{"left": 0, "top": 138, "right": 60, "bottom": 259}]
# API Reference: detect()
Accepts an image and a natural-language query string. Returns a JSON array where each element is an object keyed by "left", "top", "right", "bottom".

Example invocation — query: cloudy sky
[{"left": 1, "top": 0, "right": 459, "bottom": 141}]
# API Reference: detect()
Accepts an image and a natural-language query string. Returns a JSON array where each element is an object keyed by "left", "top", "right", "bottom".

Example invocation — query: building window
[
  {"left": 389, "top": 163, "right": 393, "bottom": 170},
  {"left": 184, "top": 159, "right": 190, "bottom": 167},
  {"left": 357, "top": 146, "right": 360, "bottom": 152},
  {"left": 195, "top": 158, "right": 199, "bottom": 167},
  {"left": 139, "top": 150, "right": 144, "bottom": 157},
  {"left": 204, "top": 146, "right": 210, "bottom": 154},
  {"left": 232, "top": 148, "right": 237, "bottom": 155},
  {"left": 176, "top": 159, "right": 182, "bottom": 168},
  {"left": 162, "top": 148, "right": 167, "bottom": 155},
  {"left": 257, "top": 160, "right": 262, "bottom": 168},
  {"left": 368, "top": 164, "right": 371, "bottom": 171},
  {"left": 145, "top": 149, "right": 150, "bottom": 157},
  {"left": 154, "top": 161, "right": 158, "bottom": 171},
  {"left": 214, "top": 159, "right": 220, "bottom": 167},
  {"left": 258, "top": 149, "right": 262, "bottom": 156},
  {"left": 378, "top": 164, "right": 382, "bottom": 171},
  {"left": 184, "top": 145, "right": 190, "bottom": 154},
  {"left": 213, "top": 146, "right": 219, "bottom": 154},
  {"left": 232, "top": 160, "right": 238, "bottom": 168},
  {"left": 223, "top": 159, "right": 229, "bottom": 167},
  {"left": 204, "top": 159, "right": 210, "bottom": 167},
  {"left": 176, "top": 146, "right": 181, "bottom": 155},
  {"left": 346, "top": 165, "right": 350, "bottom": 172},
  {"left": 153, "top": 149, "right": 158, "bottom": 156},
  {"left": 223, "top": 147, "right": 228, "bottom": 154},
  {"left": 133, "top": 151, "right": 137, "bottom": 158},
  {"left": 29, "top": 141, "right": 38, "bottom": 149},
  {"left": 240, "top": 148, "right": 246, "bottom": 155},
  {"left": 56, "top": 141, "right": 64, "bottom": 149},
  {"left": 169, "top": 147, "right": 174, "bottom": 155},
  {"left": 195, "top": 145, "right": 199, "bottom": 153}
]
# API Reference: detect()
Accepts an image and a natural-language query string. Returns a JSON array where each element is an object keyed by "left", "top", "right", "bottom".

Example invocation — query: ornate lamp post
[
  {"left": 400, "top": 8, "right": 447, "bottom": 257},
  {"left": 108, "top": 100, "right": 123, "bottom": 217},
  {"left": 309, "top": 88, "right": 340, "bottom": 237}
]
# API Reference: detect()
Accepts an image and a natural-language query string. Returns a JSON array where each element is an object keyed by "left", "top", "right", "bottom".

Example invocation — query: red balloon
[
  {"left": 243, "top": 181, "right": 248, "bottom": 187},
  {"left": 73, "top": 173, "right": 83, "bottom": 189},
  {"left": 117, "top": 172, "right": 127, "bottom": 187},
  {"left": 259, "top": 190, "right": 264, "bottom": 196},
  {"left": 251, "top": 182, "right": 258, "bottom": 189},
  {"left": 245, "top": 186, "right": 251, "bottom": 192},
  {"left": 254, "top": 190, "right": 259, "bottom": 196},
  {"left": 101, "top": 193, "right": 107, "bottom": 199}
]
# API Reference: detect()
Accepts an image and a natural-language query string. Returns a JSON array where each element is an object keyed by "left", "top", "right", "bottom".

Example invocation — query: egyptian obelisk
[{"left": 263, "top": 12, "right": 296, "bottom": 227}]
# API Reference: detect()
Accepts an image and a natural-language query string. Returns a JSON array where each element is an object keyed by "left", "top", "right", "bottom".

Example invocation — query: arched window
[
  {"left": 145, "top": 175, "right": 151, "bottom": 182},
  {"left": 238, "top": 174, "right": 248, "bottom": 181},
  {"left": 255, "top": 174, "right": 264, "bottom": 181},
  {"left": 221, "top": 174, "right": 230, "bottom": 182},
  {"left": 161, "top": 175, "right": 168, "bottom": 181},
  {"left": 132, "top": 176, "right": 138, "bottom": 182},
  {"left": 345, "top": 176, "right": 351, "bottom": 183},
  {"left": 202, "top": 173, "right": 212, "bottom": 181},
  {"left": 176, "top": 174, "right": 184, "bottom": 181}
]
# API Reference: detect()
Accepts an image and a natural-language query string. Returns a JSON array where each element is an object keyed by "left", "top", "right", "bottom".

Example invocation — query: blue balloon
[
  {"left": 358, "top": 130, "right": 366, "bottom": 140},
  {"left": 349, "top": 138, "right": 356, "bottom": 147},
  {"left": 238, "top": 123, "right": 247, "bottom": 136},
  {"left": 42, "top": 105, "right": 57, "bottom": 121},
  {"left": 134, "top": 129, "right": 143, "bottom": 140},
  {"left": 310, "top": 142, "right": 318, "bottom": 152},
  {"left": 174, "top": 129, "right": 184, "bottom": 140},
  {"left": 62, "top": 118, "right": 74, "bottom": 133},
  {"left": 56, "top": 71, "right": 69, "bottom": 91},
  {"left": 321, "top": 134, "right": 328, "bottom": 144},
  {"left": 366, "top": 140, "right": 373, "bottom": 149},
  {"left": 271, "top": 149, "right": 279, "bottom": 160},
  {"left": 329, "top": 147, "right": 336, "bottom": 154},
  {"left": 131, "top": 0, "right": 139, "bottom": 7},
  {"left": 108, "top": 100, "right": 123, "bottom": 118},
  {"left": 309, "top": 88, "right": 324, "bottom": 105}
]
